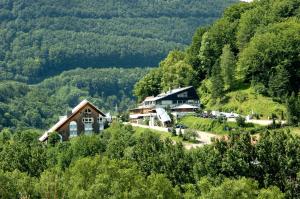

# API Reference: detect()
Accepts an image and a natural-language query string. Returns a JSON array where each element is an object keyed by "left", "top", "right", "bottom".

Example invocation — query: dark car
[
  {"left": 175, "top": 124, "right": 188, "bottom": 129},
  {"left": 197, "top": 113, "right": 209, "bottom": 118}
]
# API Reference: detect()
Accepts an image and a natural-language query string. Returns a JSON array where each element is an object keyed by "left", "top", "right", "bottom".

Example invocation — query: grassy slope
[
  {"left": 203, "top": 87, "right": 286, "bottom": 119},
  {"left": 180, "top": 116, "right": 264, "bottom": 135}
]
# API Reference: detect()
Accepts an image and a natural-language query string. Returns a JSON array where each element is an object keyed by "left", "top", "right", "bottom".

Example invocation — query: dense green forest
[
  {"left": 0, "top": 123, "right": 299, "bottom": 198},
  {"left": 0, "top": 68, "right": 148, "bottom": 130},
  {"left": 0, "top": 0, "right": 237, "bottom": 82},
  {"left": 134, "top": 0, "right": 300, "bottom": 123},
  {"left": 1, "top": 1, "right": 300, "bottom": 198}
]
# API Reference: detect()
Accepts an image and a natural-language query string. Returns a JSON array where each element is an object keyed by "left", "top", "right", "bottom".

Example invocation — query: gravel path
[
  {"left": 125, "top": 122, "right": 219, "bottom": 150},
  {"left": 184, "top": 131, "right": 219, "bottom": 150}
]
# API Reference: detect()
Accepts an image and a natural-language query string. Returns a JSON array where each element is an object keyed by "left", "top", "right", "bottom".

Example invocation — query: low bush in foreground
[{"left": 1, "top": 123, "right": 300, "bottom": 198}]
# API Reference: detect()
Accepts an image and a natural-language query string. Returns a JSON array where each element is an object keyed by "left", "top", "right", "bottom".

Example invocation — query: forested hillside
[
  {"left": 0, "top": 0, "right": 237, "bottom": 82},
  {"left": 1, "top": 123, "right": 299, "bottom": 198},
  {"left": 1, "top": 1, "right": 300, "bottom": 198},
  {"left": 134, "top": 0, "right": 300, "bottom": 122},
  {"left": 0, "top": 68, "right": 148, "bottom": 130}
]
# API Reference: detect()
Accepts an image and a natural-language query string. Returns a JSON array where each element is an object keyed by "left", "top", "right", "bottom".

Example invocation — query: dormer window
[{"left": 84, "top": 108, "right": 92, "bottom": 114}]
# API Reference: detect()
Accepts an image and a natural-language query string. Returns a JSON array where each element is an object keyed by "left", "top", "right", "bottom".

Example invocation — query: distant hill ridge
[{"left": 0, "top": 0, "right": 237, "bottom": 82}]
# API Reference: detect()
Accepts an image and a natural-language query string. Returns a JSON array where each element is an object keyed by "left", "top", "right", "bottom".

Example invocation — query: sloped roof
[
  {"left": 39, "top": 99, "right": 106, "bottom": 142},
  {"left": 144, "top": 86, "right": 193, "bottom": 102},
  {"left": 144, "top": 96, "right": 155, "bottom": 102}
]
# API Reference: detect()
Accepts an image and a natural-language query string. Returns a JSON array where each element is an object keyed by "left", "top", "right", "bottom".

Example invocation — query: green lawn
[
  {"left": 203, "top": 87, "right": 286, "bottom": 119},
  {"left": 179, "top": 116, "right": 265, "bottom": 135}
]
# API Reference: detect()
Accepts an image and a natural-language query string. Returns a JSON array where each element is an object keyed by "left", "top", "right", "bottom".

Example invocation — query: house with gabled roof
[
  {"left": 129, "top": 86, "right": 200, "bottom": 126},
  {"left": 39, "top": 99, "right": 107, "bottom": 142}
]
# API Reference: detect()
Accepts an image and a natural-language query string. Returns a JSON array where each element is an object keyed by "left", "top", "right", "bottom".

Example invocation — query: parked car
[
  {"left": 226, "top": 113, "right": 235, "bottom": 118},
  {"left": 197, "top": 112, "right": 213, "bottom": 118},
  {"left": 175, "top": 124, "right": 188, "bottom": 129}
]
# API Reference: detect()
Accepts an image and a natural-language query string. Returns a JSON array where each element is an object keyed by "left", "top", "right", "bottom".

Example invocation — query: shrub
[
  {"left": 171, "top": 127, "right": 177, "bottom": 137},
  {"left": 48, "top": 132, "right": 61, "bottom": 146},
  {"left": 253, "top": 82, "right": 268, "bottom": 95},
  {"left": 183, "top": 130, "right": 199, "bottom": 143},
  {"left": 217, "top": 116, "right": 227, "bottom": 124},
  {"left": 143, "top": 118, "right": 150, "bottom": 126},
  {"left": 235, "top": 91, "right": 248, "bottom": 103},
  {"left": 236, "top": 116, "right": 246, "bottom": 127}
]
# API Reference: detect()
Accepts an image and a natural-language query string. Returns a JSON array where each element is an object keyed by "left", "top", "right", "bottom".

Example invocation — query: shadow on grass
[{"left": 230, "top": 81, "right": 250, "bottom": 92}]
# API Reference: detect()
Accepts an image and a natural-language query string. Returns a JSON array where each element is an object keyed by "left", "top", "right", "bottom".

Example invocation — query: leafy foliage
[
  {"left": 0, "top": 68, "right": 148, "bottom": 130},
  {"left": 135, "top": 0, "right": 300, "bottom": 117},
  {"left": 0, "top": 0, "right": 237, "bottom": 82},
  {"left": 0, "top": 123, "right": 296, "bottom": 197},
  {"left": 286, "top": 93, "right": 300, "bottom": 126},
  {"left": 179, "top": 116, "right": 262, "bottom": 135},
  {"left": 133, "top": 68, "right": 162, "bottom": 102},
  {"left": 236, "top": 115, "right": 246, "bottom": 127}
]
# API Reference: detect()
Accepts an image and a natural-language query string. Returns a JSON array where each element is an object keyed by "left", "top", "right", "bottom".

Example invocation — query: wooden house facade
[{"left": 39, "top": 99, "right": 106, "bottom": 142}]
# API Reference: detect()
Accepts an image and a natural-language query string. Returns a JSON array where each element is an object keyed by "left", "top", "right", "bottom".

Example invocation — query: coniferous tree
[
  {"left": 286, "top": 92, "right": 299, "bottom": 125},
  {"left": 220, "top": 44, "right": 236, "bottom": 91},
  {"left": 210, "top": 61, "right": 224, "bottom": 100},
  {"left": 269, "top": 64, "right": 290, "bottom": 99}
]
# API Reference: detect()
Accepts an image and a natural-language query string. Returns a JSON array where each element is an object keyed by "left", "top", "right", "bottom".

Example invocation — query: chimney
[{"left": 66, "top": 108, "right": 72, "bottom": 117}]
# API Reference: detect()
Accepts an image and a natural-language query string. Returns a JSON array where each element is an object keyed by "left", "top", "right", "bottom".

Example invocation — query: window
[
  {"left": 161, "top": 100, "right": 172, "bottom": 105},
  {"left": 98, "top": 117, "right": 105, "bottom": 131},
  {"left": 177, "top": 92, "right": 188, "bottom": 98},
  {"left": 84, "top": 123, "right": 93, "bottom": 135},
  {"left": 83, "top": 117, "right": 93, "bottom": 135},
  {"left": 82, "top": 117, "right": 94, "bottom": 123},
  {"left": 69, "top": 121, "right": 78, "bottom": 138},
  {"left": 84, "top": 108, "right": 92, "bottom": 114},
  {"left": 188, "top": 100, "right": 197, "bottom": 104}
]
